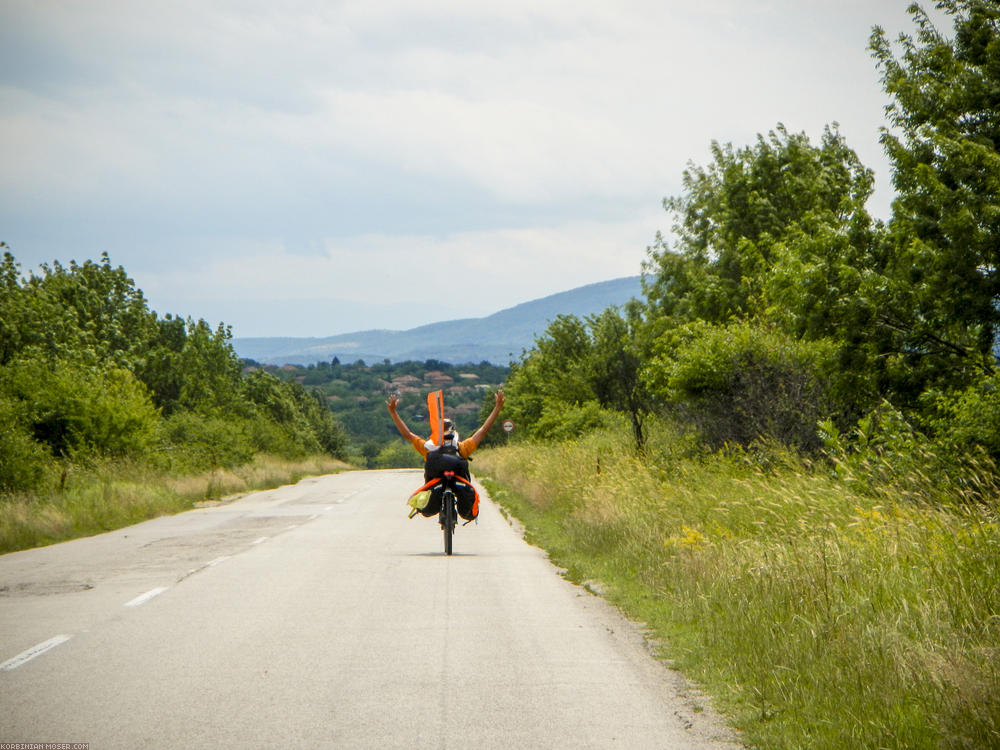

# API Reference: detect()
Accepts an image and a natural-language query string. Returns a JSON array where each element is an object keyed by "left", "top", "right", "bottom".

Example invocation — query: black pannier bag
[
  {"left": 420, "top": 443, "right": 477, "bottom": 520},
  {"left": 423, "top": 443, "right": 470, "bottom": 482},
  {"left": 417, "top": 483, "right": 476, "bottom": 520}
]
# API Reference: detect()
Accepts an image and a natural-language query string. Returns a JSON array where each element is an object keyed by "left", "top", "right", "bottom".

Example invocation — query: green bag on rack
[{"left": 407, "top": 489, "right": 432, "bottom": 518}]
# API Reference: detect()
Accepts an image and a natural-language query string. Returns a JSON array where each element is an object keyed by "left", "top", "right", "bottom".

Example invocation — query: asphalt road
[{"left": 0, "top": 469, "right": 739, "bottom": 749}]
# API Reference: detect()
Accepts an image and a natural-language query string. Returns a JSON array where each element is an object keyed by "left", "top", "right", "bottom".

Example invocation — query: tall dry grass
[
  {"left": 0, "top": 454, "right": 352, "bottom": 554},
  {"left": 475, "top": 424, "right": 1000, "bottom": 749}
]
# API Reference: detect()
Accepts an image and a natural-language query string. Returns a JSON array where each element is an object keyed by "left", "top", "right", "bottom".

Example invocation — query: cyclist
[{"left": 386, "top": 389, "right": 505, "bottom": 519}]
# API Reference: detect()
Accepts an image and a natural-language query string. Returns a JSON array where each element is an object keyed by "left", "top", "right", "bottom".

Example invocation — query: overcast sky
[{"left": 1, "top": 1, "right": 931, "bottom": 337}]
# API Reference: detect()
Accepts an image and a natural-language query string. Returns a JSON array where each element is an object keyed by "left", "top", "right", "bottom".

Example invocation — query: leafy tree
[
  {"left": 586, "top": 303, "right": 650, "bottom": 450},
  {"left": 375, "top": 439, "right": 422, "bottom": 469},
  {"left": 174, "top": 318, "right": 244, "bottom": 414},
  {"left": 133, "top": 314, "right": 188, "bottom": 414},
  {"left": 359, "top": 440, "right": 381, "bottom": 469},
  {"left": 45, "top": 254, "right": 155, "bottom": 365},
  {"left": 2, "top": 252, "right": 156, "bottom": 368},
  {"left": 925, "top": 372, "right": 1000, "bottom": 461},
  {"left": 639, "top": 124, "right": 883, "bottom": 443},
  {"left": 0, "top": 249, "right": 32, "bottom": 366},
  {"left": 474, "top": 387, "right": 510, "bottom": 448},
  {"left": 870, "top": 1, "right": 1000, "bottom": 393},
  {"left": 636, "top": 1, "right": 1000, "bottom": 453},
  {"left": 244, "top": 369, "right": 305, "bottom": 426},
  {"left": 504, "top": 318, "right": 584, "bottom": 437},
  {"left": 240, "top": 369, "right": 347, "bottom": 457},
  {"left": 504, "top": 308, "right": 650, "bottom": 450},
  {"left": 0, "top": 247, "right": 351, "bottom": 493},
  {"left": 503, "top": 314, "right": 596, "bottom": 432},
  {"left": 759, "top": 213, "right": 886, "bottom": 416},
  {"left": 643, "top": 124, "right": 876, "bottom": 326},
  {"left": 289, "top": 384, "right": 347, "bottom": 457},
  {"left": 0, "top": 250, "right": 93, "bottom": 366}
]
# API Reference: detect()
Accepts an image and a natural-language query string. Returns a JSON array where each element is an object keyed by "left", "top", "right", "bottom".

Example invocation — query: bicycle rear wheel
[{"left": 442, "top": 490, "right": 455, "bottom": 556}]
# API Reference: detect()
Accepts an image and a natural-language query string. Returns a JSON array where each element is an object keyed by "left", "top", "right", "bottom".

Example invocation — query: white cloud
[
  {"left": 1, "top": 0, "right": 929, "bottom": 336},
  {"left": 2, "top": 0, "right": 900, "bottom": 206},
  {"left": 136, "top": 211, "right": 660, "bottom": 335}
]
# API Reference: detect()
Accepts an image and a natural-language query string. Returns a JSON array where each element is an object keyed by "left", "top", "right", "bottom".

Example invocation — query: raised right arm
[{"left": 387, "top": 394, "right": 421, "bottom": 443}]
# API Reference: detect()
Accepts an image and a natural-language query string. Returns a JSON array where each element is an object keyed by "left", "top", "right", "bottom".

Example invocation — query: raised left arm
[{"left": 469, "top": 388, "right": 505, "bottom": 446}]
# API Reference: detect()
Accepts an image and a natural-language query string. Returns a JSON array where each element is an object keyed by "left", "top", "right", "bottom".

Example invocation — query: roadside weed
[{"left": 477, "top": 429, "right": 1000, "bottom": 749}]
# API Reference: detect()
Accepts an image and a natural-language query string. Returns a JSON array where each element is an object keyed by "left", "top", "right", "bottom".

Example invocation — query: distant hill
[{"left": 233, "top": 275, "right": 644, "bottom": 366}]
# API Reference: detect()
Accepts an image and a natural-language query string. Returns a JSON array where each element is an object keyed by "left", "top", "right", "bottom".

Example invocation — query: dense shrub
[
  {"left": 0, "top": 358, "right": 160, "bottom": 459},
  {"left": 0, "top": 400, "right": 54, "bottom": 492},
  {"left": 925, "top": 372, "right": 1000, "bottom": 462},
  {"left": 532, "top": 400, "right": 611, "bottom": 441},
  {"left": 645, "top": 321, "right": 839, "bottom": 451},
  {"left": 374, "top": 439, "right": 423, "bottom": 469},
  {"left": 0, "top": 250, "right": 349, "bottom": 496},
  {"left": 243, "top": 369, "right": 347, "bottom": 457},
  {"left": 160, "top": 412, "right": 256, "bottom": 469}
]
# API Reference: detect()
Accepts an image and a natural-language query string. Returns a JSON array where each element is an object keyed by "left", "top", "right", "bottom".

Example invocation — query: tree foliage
[
  {"left": 504, "top": 307, "right": 650, "bottom": 449},
  {"left": 264, "top": 358, "right": 508, "bottom": 462},
  {"left": 870, "top": 0, "right": 1000, "bottom": 393},
  {"left": 511, "top": 4, "right": 1000, "bottom": 464},
  {"left": 643, "top": 123, "right": 876, "bottom": 326},
  {"left": 644, "top": 321, "right": 839, "bottom": 452},
  {"left": 0, "top": 247, "right": 347, "bottom": 493}
]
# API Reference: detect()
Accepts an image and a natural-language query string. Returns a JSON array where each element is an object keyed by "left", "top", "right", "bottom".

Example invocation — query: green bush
[
  {"left": 242, "top": 415, "right": 305, "bottom": 458},
  {"left": 645, "top": 321, "right": 839, "bottom": 451},
  {"left": 819, "top": 401, "right": 1000, "bottom": 506},
  {"left": 532, "top": 400, "right": 613, "bottom": 441},
  {"left": 0, "top": 358, "right": 160, "bottom": 459},
  {"left": 0, "top": 399, "right": 54, "bottom": 492},
  {"left": 164, "top": 409, "right": 328, "bottom": 467},
  {"left": 243, "top": 369, "right": 302, "bottom": 424},
  {"left": 926, "top": 373, "right": 1000, "bottom": 462},
  {"left": 161, "top": 411, "right": 256, "bottom": 469},
  {"left": 374, "top": 439, "right": 423, "bottom": 469},
  {"left": 243, "top": 369, "right": 346, "bottom": 458}
]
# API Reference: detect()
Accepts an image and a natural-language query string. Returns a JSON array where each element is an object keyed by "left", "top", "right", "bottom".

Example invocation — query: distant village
[{"left": 248, "top": 358, "right": 509, "bottom": 447}]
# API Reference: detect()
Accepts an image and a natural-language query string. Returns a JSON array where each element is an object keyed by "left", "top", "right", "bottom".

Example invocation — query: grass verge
[
  {"left": 475, "top": 428, "right": 1000, "bottom": 750},
  {"left": 0, "top": 453, "right": 352, "bottom": 554}
]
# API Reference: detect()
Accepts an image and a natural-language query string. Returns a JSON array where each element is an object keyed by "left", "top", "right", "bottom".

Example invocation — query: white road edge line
[
  {"left": 205, "top": 556, "right": 229, "bottom": 567},
  {"left": 124, "top": 587, "right": 169, "bottom": 608},
  {"left": 0, "top": 635, "right": 73, "bottom": 672},
  {"left": 251, "top": 536, "right": 268, "bottom": 545}
]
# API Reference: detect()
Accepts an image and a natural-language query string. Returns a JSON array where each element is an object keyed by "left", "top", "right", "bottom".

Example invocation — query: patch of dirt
[{"left": 0, "top": 580, "right": 95, "bottom": 597}]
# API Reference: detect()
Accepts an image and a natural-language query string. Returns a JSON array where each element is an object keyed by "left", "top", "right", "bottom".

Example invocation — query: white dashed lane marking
[
  {"left": 0, "top": 635, "right": 72, "bottom": 672},
  {"left": 3, "top": 508, "right": 339, "bottom": 675},
  {"left": 124, "top": 587, "right": 169, "bottom": 608}
]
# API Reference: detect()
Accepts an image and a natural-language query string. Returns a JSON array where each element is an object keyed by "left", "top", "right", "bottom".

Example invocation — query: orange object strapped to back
[{"left": 427, "top": 390, "right": 444, "bottom": 447}]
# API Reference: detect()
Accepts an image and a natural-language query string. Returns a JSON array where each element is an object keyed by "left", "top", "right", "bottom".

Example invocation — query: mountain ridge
[{"left": 233, "top": 275, "right": 643, "bottom": 366}]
